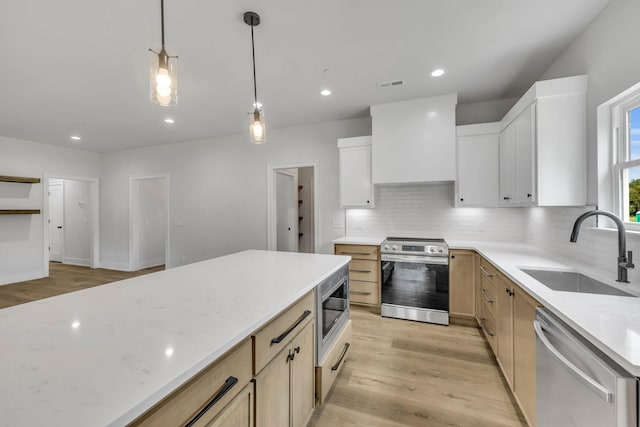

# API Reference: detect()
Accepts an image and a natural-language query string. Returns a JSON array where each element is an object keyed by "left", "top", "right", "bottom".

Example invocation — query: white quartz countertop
[
  {"left": 0, "top": 250, "right": 350, "bottom": 427},
  {"left": 332, "top": 236, "right": 386, "bottom": 246},
  {"left": 448, "top": 240, "right": 640, "bottom": 376}
]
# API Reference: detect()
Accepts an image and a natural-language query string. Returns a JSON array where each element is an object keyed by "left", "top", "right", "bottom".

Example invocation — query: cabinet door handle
[
  {"left": 351, "top": 291, "right": 372, "bottom": 295},
  {"left": 184, "top": 376, "right": 238, "bottom": 427},
  {"left": 503, "top": 196, "right": 511, "bottom": 200},
  {"left": 527, "top": 193, "right": 532, "bottom": 198},
  {"left": 480, "top": 288, "right": 494, "bottom": 304},
  {"left": 331, "top": 343, "right": 351, "bottom": 371},
  {"left": 287, "top": 351, "right": 295, "bottom": 362},
  {"left": 479, "top": 266, "right": 494, "bottom": 278},
  {"left": 350, "top": 269, "right": 372, "bottom": 273},
  {"left": 271, "top": 310, "right": 312, "bottom": 345},
  {"left": 480, "top": 318, "right": 495, "bottom": 337}
]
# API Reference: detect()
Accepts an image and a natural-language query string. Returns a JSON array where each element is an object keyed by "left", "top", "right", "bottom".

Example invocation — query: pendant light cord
[
  {"left": 160, "top": 0, "right": 165, "bottom": 48},
  {"left": 251, "top": 19, "right": 258, "bottom": 106}
]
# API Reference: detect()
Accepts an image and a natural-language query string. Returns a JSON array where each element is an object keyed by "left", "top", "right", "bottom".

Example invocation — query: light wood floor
[
  {"left": 0, "top": 264, "right": 526, "bottom": 426},
  {"left": 0, "top": 262, "right": 163, "bottom": 309},
  {"left": 309, "top": 307, "right": 527, "bottom": 427}
]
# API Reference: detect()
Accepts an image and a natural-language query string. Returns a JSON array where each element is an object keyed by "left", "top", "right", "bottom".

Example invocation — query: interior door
[
  {"left": 276, "top": 170, "right": 298, "bottom": 252},
  {"left": 49, "top": 183, "right": 64, "bottom": 262}
]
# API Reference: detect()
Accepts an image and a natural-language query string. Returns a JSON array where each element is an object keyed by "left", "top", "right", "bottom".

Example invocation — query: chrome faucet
[{"left": 569, "top": 209, "right": 634, "bottom": 283}]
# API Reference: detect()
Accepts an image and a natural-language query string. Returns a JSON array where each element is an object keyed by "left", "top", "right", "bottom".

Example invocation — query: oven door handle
[{"left": 381, "top": 254, "right": 448, "bottom": 265}]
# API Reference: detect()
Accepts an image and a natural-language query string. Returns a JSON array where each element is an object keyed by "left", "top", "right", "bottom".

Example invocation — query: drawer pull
[
  {"left": 479, "top": 265, "right": 494, "bottom": 278},
  {"left": 271, "top": 310, "right": 312, "bottom": 345},
  {"left": 331, "top": 343, "right": 351, "bottom": 371},
  {"left": 480, "top": 318, "right": 495, "bottom": 337},
  {"left": 341, "top": 251, "right": 373, "bottom": 256},
  {"left": 351, "top": 291, "right": 372, "bottom": 295},
  {"left": 350, "top": 269, "right": 372, "bottom": 273},
  {"left": 480, "top": 288, "right": 494, "bottom": 304},
  {"left": 184, "top": 376, "right": 238, "bottom": 427}
]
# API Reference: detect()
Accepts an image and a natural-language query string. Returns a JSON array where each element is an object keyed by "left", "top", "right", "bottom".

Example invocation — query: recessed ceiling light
[
  {"left": 320, "top": 89, "right": 332, "bottom": 96},
  {"left": 164, "top": 118, "right": 175, "bottom": 124},
  {"left": 431, "top": 69, "right": 445, "bottom": 77},
  {"left": 70, "top": 136, "right": 81, "bottom": 141}
]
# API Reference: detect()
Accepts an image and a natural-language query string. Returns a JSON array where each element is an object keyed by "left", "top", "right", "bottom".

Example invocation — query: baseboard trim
[
  {"left": 99, "top": 261, "right": 130, "bottom": 272},
  {"left": 134, "top": 257, "right": 165, "bottom": 270},
  {"left": 0, "top": 270, "right": 46, "bottom": 286},
  {"left": 62, "top": 257, "right": 91, "bottom": 267}
]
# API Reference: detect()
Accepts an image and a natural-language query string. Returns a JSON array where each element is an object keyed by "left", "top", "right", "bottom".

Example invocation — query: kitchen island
[{"left": 0, "top": 250, "right": 350, "bottom": 427}]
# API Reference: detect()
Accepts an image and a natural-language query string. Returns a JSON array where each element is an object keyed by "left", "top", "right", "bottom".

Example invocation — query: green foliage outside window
[{"left": 629, "top": 179, "right": 640, "bottom": 222}]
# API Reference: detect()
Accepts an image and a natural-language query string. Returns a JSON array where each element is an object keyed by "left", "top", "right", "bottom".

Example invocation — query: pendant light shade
[
  {"left": 245, "top": 12, "right": 266, "bottom": 144},
  {"left": 149, "top": 0, "right": 178, "bottom": 106}
]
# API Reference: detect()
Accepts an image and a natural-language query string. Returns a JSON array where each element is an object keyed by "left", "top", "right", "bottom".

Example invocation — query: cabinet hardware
[
  {"left": 184, "top": 376, "right": 238, "bottom": 427},
  {"left": 480, "top": 288, "right": 494, "bottom": 303},
  {"left": 480, "top": 318, "right": 495, "bottom": 336},
  {"left": 503, "top": 196, "right": 510, "bottom": 200},
  {"left": 294, "top": 346, "right": 300, "bottom": 354},
  {"left": 527, "top": 193, "right": 532, "bottom": 198},
  {"left": 451, "top": 255, "right": 456, "bottom": 259},
  {"left": 350, "top": 269, "right": 371, "bottom": 273},
  {"left": 271, "top": 310, "right": 312, "bottom": 344},
  {"left": 351, "top": 291, "right": 372, "bottom": 295},
  {"left": 331, "top": 343, "right": 351, "bottom": 371},
  {"left": 287, "top": 351, "right": 295, "bottom": 362},
  {"left": 340, "top": 251, "right": 372, "bottom": 256},
  {"left": 366, "top": 200, "right": 370, "bottom": 203},
  {"left": 460, "top": 198, "right": 464, "bottom": 202},
  {"left": 479, "top": 265, "right": 494, "bottom": 278}
]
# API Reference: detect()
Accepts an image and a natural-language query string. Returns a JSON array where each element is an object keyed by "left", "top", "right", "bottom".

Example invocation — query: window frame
[{"left": 612, "top": 92, "right": 640, "bottom": 228}]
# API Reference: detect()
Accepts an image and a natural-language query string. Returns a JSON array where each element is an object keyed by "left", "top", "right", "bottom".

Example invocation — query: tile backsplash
[
  {"left": 345, "top": 182, "right": 526, "bottom": 242},
  {"left": 525, "top": 207, "right": 640, "bottom": 284}
]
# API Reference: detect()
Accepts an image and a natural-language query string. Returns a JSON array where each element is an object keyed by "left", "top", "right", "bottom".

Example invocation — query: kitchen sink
[{"left": 520, "top": 268, "right": 636, "bottom": 297}]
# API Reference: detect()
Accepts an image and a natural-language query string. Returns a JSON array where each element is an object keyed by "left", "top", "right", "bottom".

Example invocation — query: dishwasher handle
[{"left": 534, "top": 320, "right": 613, "bottom": 403}]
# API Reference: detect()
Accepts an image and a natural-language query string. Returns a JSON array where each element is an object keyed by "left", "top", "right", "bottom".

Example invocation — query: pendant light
[
  {"left": 244, "top": 12, "right": 266, "bottom": 144},
  {"left": 149, "top": 0, "right": 178, "bottom": 106}
]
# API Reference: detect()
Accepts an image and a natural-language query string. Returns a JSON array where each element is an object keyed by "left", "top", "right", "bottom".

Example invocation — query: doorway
[
  {"left": 267, "top": 162, "right": 318, "bottom": 253},
  {"left": 276, "top": 169, "right": 298, "bottom": 252},
  {"left": 129, "top": 176, "right": 169, "bottom": 271},
  {"left": 45, "top": 176, "right": 99, "bottom": 271}
]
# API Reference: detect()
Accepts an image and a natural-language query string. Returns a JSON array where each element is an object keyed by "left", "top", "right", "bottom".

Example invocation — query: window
[{"left": 612, "top": 94, "right": 640, "bottom": 225}]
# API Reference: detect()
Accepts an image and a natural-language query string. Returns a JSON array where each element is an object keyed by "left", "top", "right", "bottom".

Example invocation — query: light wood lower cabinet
[
  {"left": 315, "top": 320, "right": 352, "bottom": 404},
  {"left": 475, "top": 254, "right": 542, "bottom": 427},
  {"left": 449, "top": 249, "right": 475, "bottom": 318},
  {"left": 335, "top": 244, "right": 381, "bottom": 307},
  {"left": 513, "top": 286, "right": 541, "bottom": 427},
  {"left": 195, "top": 383, "right": 254, "bottom": 427},
  {"left": 255, "top": 321, "right": 315, "bottom": 427}
]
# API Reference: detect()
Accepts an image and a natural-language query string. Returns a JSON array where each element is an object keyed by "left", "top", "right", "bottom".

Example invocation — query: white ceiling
[{"left": 0, "top": 0, "right": 610, "bottom": 152}]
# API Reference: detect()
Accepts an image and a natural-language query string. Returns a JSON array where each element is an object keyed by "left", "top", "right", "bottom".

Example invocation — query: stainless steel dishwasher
[{"left": 535, "top": 308, "right": 637, "bottom": 426}]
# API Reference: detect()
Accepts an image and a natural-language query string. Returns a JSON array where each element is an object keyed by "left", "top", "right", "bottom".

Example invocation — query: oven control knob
[
  {"left": 438, "top": 247, "right": 444, "bottom": 253},
  {"left": 391, "top": 245, "right": 398, "bottom": 251},
  {"left": 429, "top": 247, "right": 435, "bottom": 253},
  {"left": 384, "top": 244, "right": 390, "bottom": 251}
]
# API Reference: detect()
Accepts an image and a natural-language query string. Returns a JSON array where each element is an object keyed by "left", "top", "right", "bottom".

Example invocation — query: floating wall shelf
[
  {"left": 0, "top": 210, "right": 41, "bottom": 215},
  {"left": 0, "top": 175, "right": 41, "bottom": 184}
]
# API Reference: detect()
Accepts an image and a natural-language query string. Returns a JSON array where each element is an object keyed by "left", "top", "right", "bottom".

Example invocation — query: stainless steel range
[{"left": 380, "top": 237, "right": 449, "bottom": 325}]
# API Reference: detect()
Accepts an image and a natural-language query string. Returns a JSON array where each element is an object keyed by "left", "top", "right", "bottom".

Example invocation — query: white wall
[
  {"left": 62, "top": 179, "right": 92, "bottom": 266},
  {"left": 456, "top": 97, "right": 519, "bottom": 126},
  {"left": 100, "top": 117, "right": 371, "bottom": 269},
  {"left": 0, "top": 136, "right": 100, "bottom": 284},
  {"left": 346, "top": 183, "right": 526, "bottom": 242}
]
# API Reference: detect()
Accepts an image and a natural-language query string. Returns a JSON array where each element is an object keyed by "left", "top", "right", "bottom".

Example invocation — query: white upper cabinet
[
  {"left": 456, "top": 123, "right": 500, "bottom": 207},
  {"left": 338, "top": 136, "right": 374, "bottom": 208},
  {"left": 499, "top": 75, "right": 587, "bottom": 207},
  {"left": 370, "top": 94, "right": 457, "bottom": 184}
]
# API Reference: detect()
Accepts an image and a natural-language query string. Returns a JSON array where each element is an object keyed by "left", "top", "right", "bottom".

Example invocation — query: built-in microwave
[{"left": 315, "top": 265, "right": 349, "bottom": 364}]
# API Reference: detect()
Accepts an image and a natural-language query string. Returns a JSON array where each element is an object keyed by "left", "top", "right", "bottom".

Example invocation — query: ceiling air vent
[{"left": 377, "top": 79, "right": 405, "bottom": 89}]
